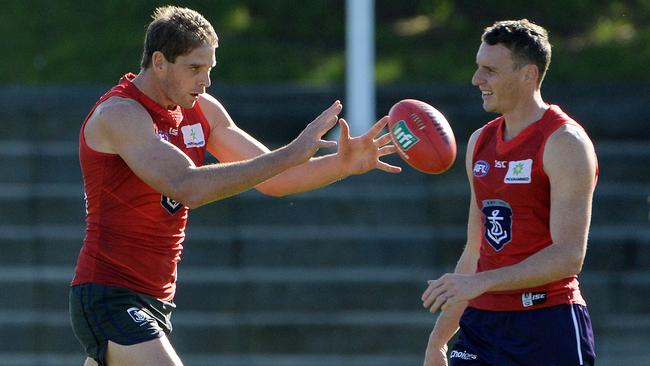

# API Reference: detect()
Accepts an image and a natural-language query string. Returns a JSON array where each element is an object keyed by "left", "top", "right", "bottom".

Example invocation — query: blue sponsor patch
[{"left": 481, "top": 199, "right": 513, "bottom": 251}]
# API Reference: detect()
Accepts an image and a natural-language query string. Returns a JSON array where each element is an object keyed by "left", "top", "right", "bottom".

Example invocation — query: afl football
[{"left": 388, "top": 99, "right": 456, "bottom": 174}]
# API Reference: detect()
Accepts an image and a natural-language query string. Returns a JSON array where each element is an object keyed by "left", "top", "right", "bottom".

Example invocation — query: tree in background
[{"left": 1, "top": 0, "right": 648, "bottom": 85}]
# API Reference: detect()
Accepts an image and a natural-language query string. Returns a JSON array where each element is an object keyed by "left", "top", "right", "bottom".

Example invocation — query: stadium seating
[{"left": 0, "top": 83, "right": 648, "bottom": 365}]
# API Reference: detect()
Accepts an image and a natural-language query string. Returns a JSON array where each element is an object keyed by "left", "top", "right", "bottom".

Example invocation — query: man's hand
[
  {"left": 337, "top": 116, "right": 402, "bottom": 175},
  {"left": 421, "top": 273, "right": 486, "bottom": 313},
  {"left": 286, "top": 101, "right": 342, "bottom": 165}
]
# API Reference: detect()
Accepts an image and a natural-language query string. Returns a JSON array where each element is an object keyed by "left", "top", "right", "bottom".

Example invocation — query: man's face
[
  {"left": 159, "top": 45, "right": 216, "bottom": 109},
  {"left": 471, "top": 42, "right": 527, "bottom": 114}
]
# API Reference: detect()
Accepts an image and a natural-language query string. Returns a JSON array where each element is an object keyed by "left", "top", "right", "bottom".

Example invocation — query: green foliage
[{"left": 1, "top": 0, "right": 649, "bottom": 85}]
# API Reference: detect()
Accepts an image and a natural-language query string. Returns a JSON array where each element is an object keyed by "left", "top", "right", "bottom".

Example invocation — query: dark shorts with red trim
[
  {"left": 69, "top": 283, "right": 175, "bottom": 366},
  {"left": 450, "top": 304, "right": 595, "bottom": 366}
]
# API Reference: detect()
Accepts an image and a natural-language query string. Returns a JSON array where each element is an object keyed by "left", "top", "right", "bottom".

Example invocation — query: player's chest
[
  {"left": 472, "top": 150, "right": 549, "bottom": 199},
  {"left": 153, "top": 120, "right": 208, "bottom": 163}
]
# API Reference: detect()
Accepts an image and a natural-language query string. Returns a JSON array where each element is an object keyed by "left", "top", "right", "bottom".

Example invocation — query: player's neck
[
  {"left": 131, "top": 71, "right": 178, "bottom": 110},
  {"left": 502, "top": 91, "right": 548, "bottom": 141}
]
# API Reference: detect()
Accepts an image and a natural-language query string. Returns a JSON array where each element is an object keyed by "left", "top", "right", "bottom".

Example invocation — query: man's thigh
[
  {"left": 70, "top": 284, "right": 175, "bottom": 365},
  {"left": 105, "top": 336, "right": 183, "bottom": 366}
]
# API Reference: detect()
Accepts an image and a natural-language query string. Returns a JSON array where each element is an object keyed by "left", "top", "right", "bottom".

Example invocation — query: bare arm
[
  {"left": 422, "top": 124, "right": 597, "bottom": 311},
  {"left": 202, "top": 94, "right": 400, "bottom": 197},
  {"left": 256, "top": 117, "right": 401, "bottom": 196},
  {"left": 85, "top": 96, "right": 341, "bottom": 208},
  {"left": 420, "top": 129, "right": 483, "bottom": 366}
]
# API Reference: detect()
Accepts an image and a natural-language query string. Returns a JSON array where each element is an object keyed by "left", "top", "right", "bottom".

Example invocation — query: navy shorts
[
  {"left": 450, "top": 304, "right": 595, "bottom": 366},
  {"left": 69, "top": 283, "right": 175, "bottom": 366}
]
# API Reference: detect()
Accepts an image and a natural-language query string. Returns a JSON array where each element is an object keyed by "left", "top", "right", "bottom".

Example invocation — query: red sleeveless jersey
[
  {"left": 72, "top": 73, "right": 211, "bottom": 301},
  {"left": 468, "top": 105, "right": 597, "bottom": 311}
]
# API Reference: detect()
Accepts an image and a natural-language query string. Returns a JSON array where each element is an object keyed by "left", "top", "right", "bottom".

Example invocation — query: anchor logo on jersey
[
  {"left": 481, "top": 199, "right": 513, "bottom": 251},
  {"left": 161, "top": 195, "right": 184, "bottom": 215}
]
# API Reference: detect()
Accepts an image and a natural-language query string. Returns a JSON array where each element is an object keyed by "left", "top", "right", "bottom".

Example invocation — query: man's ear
[
  {"left": 524, "top": 64, "right": 539, "bottom": 83},
  {"left": 152, "top": 51, "right": 166, "bottom": 72}
]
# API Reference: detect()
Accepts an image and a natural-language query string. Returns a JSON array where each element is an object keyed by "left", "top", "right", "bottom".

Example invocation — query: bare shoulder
[
  {"left": 85, "top": 96, "right": 154, "bottom": 153},
  {"left": 467, "top": 126, "right": 485, "bottom": 149},
  {"left": 465, "top": 127, "right": 485, "bottom": 163},
  {"left": 91, "top": 96, "right": 151, "bottom": 128},
  {"left": 465, "top": 126, "right": 485, "bottom": 177},
  {"left": 197, "top": 93, "right": 235, "bottom": 130},
  {"left": 544, "top": 124, "right": 597, "bottom": 180}
]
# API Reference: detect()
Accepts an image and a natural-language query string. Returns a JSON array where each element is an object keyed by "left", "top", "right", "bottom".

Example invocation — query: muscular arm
[
  {"left": 85, "top": 96, "right": 340, "bottom": 208},
  {"left": 202, "top": 94, "right": 399, "bottom": 197}
]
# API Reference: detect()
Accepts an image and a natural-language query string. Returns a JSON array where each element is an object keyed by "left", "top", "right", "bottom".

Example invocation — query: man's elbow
[
  {"left": 255, "top": 181, "right": 290, "bottom": 197},
  {"left": 565, "top": 249, "right": 586, "bottom": 276},
  {"left": 164, "top": 175, "right": 205, "bottom": 209}
]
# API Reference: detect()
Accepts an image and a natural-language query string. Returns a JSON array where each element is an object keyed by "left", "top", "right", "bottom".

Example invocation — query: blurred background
[{"left": 0, "top": 0, "right": 648, "bottom": 365}]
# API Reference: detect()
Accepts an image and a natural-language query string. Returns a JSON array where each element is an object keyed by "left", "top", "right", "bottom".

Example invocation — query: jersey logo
[
  {"left": 504, "top": 159, "right": 533, "bottom": 184},
  {"left": 161, "top": 195, "right": 183, "bottom": 215},
  {"left": 127, "top": 307, "right": 151, "bottom": 324},
  {"left": 481, "top": 199, "right": 513, "bottom": 251},
  {"left": 157, "top": 131, "right": 171, "bottom": 142},
  {"left": 473, "top": 160, "right": 490, "bottom": 177},
  {"left": 181, "top": 123, "right": 205, "bottom": 148},
  {"left": 522, "top": 292, "right": 547, "bottom": 307}
]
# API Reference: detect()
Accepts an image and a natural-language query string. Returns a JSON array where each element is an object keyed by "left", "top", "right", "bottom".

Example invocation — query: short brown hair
[
  {"left": 140, "top": 6, "right": 219, "bottom": 69},
  {"left": 482, "top": 19, "right": 552, "bottom": 85}
]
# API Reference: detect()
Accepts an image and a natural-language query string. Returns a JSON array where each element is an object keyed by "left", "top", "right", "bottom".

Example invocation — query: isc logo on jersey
[{"left": 522, "top": 292, "right": 547, "bottom": 307}]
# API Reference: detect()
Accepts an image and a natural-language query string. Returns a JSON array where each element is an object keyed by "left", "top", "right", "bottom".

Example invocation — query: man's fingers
[
  {"left": 429, "top": 294, "right": 448, "bottom": 314},
  {"left": 421, "top": 281, "right": 435, "bottom": 302},
  {"left": 377, "top": 145, "right": 397, "bottom": 157},
  {"left": 370, "top": 115, "right": 390, "bottom": 137},
  {"left": 422, "top": 286, "right": 443, "bottom": 308},
  {"left": 325, "top": 100, "right": 342, "bottom": 114},
  {"left": 312, "top": 112, "right": 339, "bottom": 138},
  {"left": 376, "top": 160, "right": 401, "bottom": 174},
  {"left": 374, "top": 133, "right": 393, "bottom": 147},
  {"left": 338, "top": 118, "right": 351, "bottom": 140},
  {"left": 421, "top": 279, "right": 439, "bottom": 302},
  {"left": 319, "top": 140, "right": 338, "bottom": 149},
  {"left": 314, "top": 101, "right": 342, "bottom": 129}
]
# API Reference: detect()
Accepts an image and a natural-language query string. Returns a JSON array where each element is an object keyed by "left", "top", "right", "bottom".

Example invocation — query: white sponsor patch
[
  {"left": 181, "top": 123, "right": 205, "bottom": 148},
  {"left": 504, "top": 159, "right": 533, "bottom": 184}
]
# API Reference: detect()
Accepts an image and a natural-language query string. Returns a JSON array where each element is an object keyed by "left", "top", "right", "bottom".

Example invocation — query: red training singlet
[
  {"left": 72, "top": 73, "right": 211, "bottom": 301},
  {"left": 468, "top": 104, "right": 597, "bottom": 311}
]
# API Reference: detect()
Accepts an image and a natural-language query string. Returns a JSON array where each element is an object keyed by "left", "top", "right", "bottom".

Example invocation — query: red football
[{"left": 387, "top": 99, "right": 456, "bottom": 174}]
